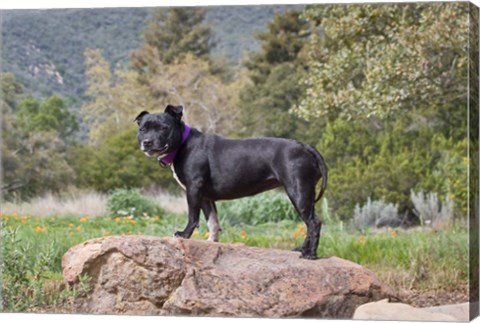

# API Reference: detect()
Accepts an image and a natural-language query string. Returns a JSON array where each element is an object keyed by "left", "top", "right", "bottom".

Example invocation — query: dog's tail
[{"left": 306, "top": 145, "right": 328, "bottom": 203}]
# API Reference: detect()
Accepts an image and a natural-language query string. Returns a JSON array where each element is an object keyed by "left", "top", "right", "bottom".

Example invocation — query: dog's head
[{"left": 134, "top": 105, "right": 184, "bottom": 158}]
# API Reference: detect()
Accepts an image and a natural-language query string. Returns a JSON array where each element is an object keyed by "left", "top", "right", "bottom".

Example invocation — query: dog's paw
[
  {"left": 174, "top": 231, "right": 188, "bottom": 239},
  {"left": 300, "top": 254, "right": 319, "bottom": 260},
  {"left": 292, "top": 246, "right": 303, "bottom": 253}
]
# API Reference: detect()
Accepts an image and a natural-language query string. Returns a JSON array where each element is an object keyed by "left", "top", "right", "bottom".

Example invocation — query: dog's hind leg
[
  {"left": 284, "top": 183, "right": 321, "bottom": 260},
  {"left": 201, "top": 200, "right": 221, "bottom": 242}
]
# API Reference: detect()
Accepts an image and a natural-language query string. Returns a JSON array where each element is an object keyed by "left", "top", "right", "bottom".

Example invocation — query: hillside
[{"left": 0, "top": 5, "right": 303, "bottom": 103}]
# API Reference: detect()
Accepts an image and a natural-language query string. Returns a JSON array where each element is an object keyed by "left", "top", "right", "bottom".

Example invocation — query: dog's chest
[{"left": 170, "top": 165, "right": 186, "bottom": 191}]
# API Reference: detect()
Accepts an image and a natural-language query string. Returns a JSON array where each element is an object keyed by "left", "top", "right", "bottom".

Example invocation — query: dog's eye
[{"left": 139, "top": 128, "right": 146, "bottom": 133}]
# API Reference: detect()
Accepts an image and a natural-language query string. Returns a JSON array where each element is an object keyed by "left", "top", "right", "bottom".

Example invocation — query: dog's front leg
[{"left": 174, "top": 185, "right": 202, "bottom": 239}]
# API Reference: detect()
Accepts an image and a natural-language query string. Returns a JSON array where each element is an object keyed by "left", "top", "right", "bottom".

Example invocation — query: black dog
[{"left": 135, "top": 105, "right": 327, "bottom": 259}]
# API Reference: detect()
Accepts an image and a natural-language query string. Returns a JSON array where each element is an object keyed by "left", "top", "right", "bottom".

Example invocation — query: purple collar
[{"left": 159, "top": 124, "right": 191, "bottom": 166}]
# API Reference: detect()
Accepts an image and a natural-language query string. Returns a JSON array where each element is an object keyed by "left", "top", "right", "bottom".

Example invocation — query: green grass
[{"left": 0, "top": 212, "right": 469, "bottom": 312}]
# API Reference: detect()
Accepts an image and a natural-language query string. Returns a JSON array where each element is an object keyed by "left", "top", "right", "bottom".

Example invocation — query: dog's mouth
[{"left": 143, "top": 144, "right": 169, "bottom": 157}]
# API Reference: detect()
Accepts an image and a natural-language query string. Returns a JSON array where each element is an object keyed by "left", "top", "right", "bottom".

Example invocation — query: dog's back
[{"left": 191, "top": 134, "right": 322, "bottom": 200}]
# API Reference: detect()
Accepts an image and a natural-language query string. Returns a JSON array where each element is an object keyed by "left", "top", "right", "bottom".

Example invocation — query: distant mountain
[{"left": 0, "top": 5, "right": 303, "bottom": 104}]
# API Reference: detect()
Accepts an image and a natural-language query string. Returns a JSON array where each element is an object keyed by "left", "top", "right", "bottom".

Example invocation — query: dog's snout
[{"left": 142, "top": 139, "right": 153, "bottom": 148}]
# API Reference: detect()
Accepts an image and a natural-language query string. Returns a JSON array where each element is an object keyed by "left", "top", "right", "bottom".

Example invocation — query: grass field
[{"left": 0, "top": 207, "right": 469, "bottom": 313}]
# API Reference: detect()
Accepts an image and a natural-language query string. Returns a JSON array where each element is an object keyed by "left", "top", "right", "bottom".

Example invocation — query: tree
[
  {"left": 291, "top": 3, "right": 470, "bottom": 220},
  {"left": 294, "top": 3, "right": 469, "bottom": 129},
  {"left": 1, "top": 72, "right": 23, "bottom": 113},
  {"left": 147, "top": 53, "right": 246, "bottom": 135},
  {"left": 1, "top": 73, "right": 24, "bottom": 195},
  {"left": 69, "top": 127, "right": 178, "bottom": 193},
  {"left": 17, "top": 95, "right": 78, "bottom": 140},
  {"left": 245, "top": 10, "right": 310, "bottom": 84},
  {"left": 2, "top": 94, "right": 77, "bottom": 199},
  {"left": 131, "top": 7, "right": 215, "bottom": 86},
  {"left": 238, "top": 10, "right": 313, "bottom": 138},
  {"left": 82, "top": 48, "right": 155, "bottom": 145}
]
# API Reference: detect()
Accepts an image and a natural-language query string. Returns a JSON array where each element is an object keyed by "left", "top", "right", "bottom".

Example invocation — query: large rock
[
  {"left": 353, "top": 299, "right": 468, "bottom": 321},
  {"left": 62, "top": 236, "right": 394, "bottom": 318}
]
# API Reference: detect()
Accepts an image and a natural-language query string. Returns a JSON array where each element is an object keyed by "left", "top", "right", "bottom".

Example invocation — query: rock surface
[
  {"left": 353, "top": 299, "right": 469, "bottom": 321},
  {"left": 62, "top": 235, "right": 394, "bottom": 318}
]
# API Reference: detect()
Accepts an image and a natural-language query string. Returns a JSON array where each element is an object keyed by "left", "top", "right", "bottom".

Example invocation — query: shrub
[
  {"left": 353, "top": 197, "right": 401, "bottom": 231},
  {"left": 106, "top": 189, "right": 165, "bottom": 218},
  {"left": 217, "top": 191, "right": 298, "bottom": 226},
  {"left": 410, "top": 190, "right": 454, "bottom": 226}
]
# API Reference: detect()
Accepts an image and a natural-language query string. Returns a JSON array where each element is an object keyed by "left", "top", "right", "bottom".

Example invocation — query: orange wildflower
[
  {"left": 358, "top": 235, "right": 366, "bottom": 244},
  {"left": 33, "top": 226, "right": 48, "bottom": 233}
]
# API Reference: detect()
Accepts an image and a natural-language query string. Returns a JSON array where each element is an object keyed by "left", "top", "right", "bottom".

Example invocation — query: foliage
[
  {"left": 145, "top": 53, "right": 246, "bottom": 134},
  {"left": 68, "top": 127, "right": 177, "bottom": 192},
  {"left": 353, "top": 197, "right": 400, "bottom": 231},
  {"left": 2, "top": 89, "right": 78, "bottom": 200},
  {"left": 295, "top": 2, "right": 469, "bottom": 122},
  {"left": 130, "top": 6, "right": 232, "bottom": 95},
  {"left": 106, "top": 189, "right": 165, "bottom": 218},
  {"left": 238, "top": 10, "right": 312, "bottom": 138},
  {"left": 1, "top": 223, "right": 93, "bottom": 311},
  {"left": 292, "top": 3, "right": 469, "bottom": 222},
  {"left": 1, "top": 72, "right": 23, "bottom": 113},
  {"left": 316, "top": 115, "right": 468, "bottom": 221},
  {"left": 410, "top": 190, "right": 454, "bottom": 227},
  {"left": 217, "top": 191, "right": 299, "bottom": 226},
  {"left": 17, "top": 95, "right": 78, "bottom": 140},
  {"left": 82, "top": 48, "right": 156, "bottom": 145},
  {"left": 131, "top": 7, "right": 214, "bottom": 74}
]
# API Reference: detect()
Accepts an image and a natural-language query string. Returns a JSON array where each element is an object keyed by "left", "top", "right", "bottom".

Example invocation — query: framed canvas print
[{"left": 0, "top": 0, "right": 478, "bottom": 322}]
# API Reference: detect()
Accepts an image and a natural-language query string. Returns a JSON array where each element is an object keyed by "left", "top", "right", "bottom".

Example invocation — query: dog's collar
[{"left": 158, "top": 124, "right": 191, "bottom": 167}]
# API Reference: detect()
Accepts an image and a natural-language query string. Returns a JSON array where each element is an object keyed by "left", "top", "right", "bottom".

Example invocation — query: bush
[
  {"left": 106, "top": 189, "right": 165, "bottom": 218},
  {"left": 217, "top": 191, "right": 298, "bottom": 226},
  {"left": 69, "top": 127, "right": 179, "bottom": 193},
  {"left": 410, "top": 190, "right": 454, "bottom": 226},
  {"left": 353, "top": 197, "right": 401, "bottom": 231}
]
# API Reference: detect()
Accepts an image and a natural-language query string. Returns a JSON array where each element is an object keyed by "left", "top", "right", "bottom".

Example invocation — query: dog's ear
[
  {"left": 134, "top": 111, "right": 149, "bottom": 125},
  {"left": 164, "top": 105, "right": 183, "bottom": 121}
]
